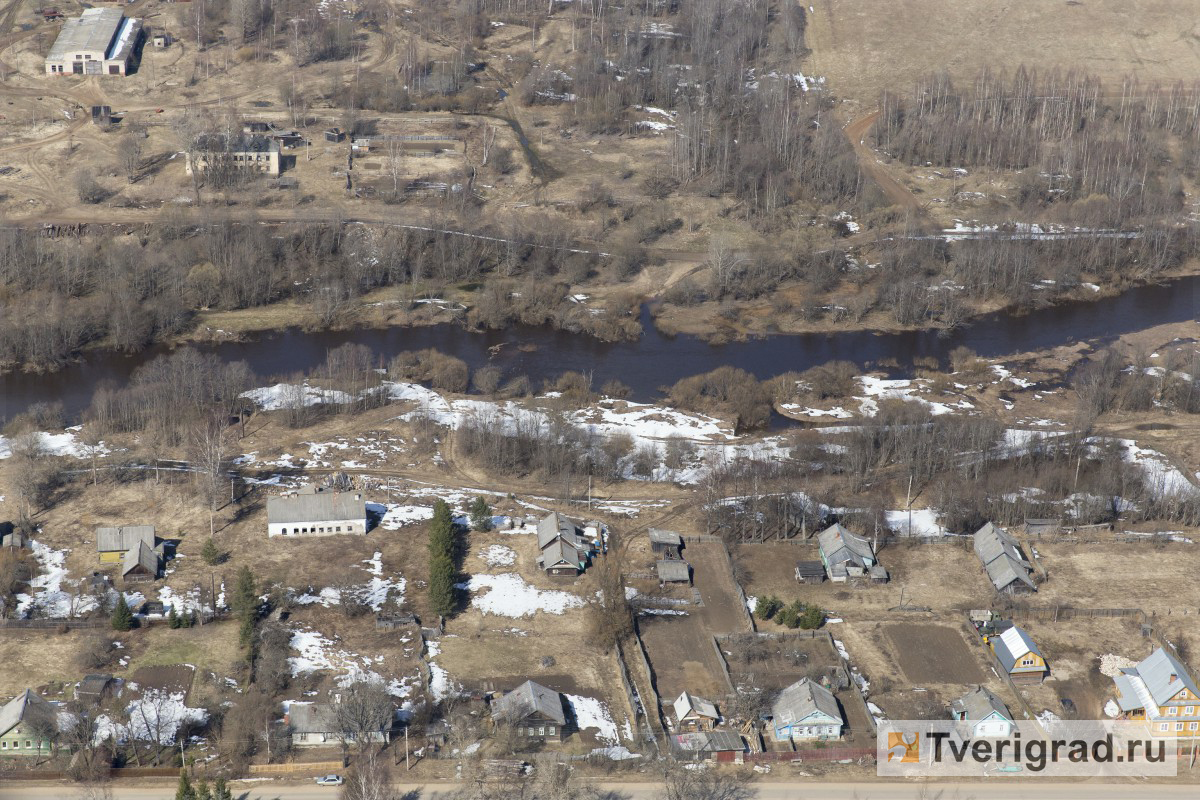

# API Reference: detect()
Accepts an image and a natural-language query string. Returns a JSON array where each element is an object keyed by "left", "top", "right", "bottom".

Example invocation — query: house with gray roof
[
  {"left": 656, "top": 559, "right": 691, "bottom": 584},
  {"left": 267, "top": 485, "right": 366, "bottom": 537},
  {"left": 186, "top": 133, "right": 282, "bottom": 177},
  {"left": 649, "top": 528, "right": 682, "bottom": 558},
  {"left": 535, "top": 512, "right": 590, "bottom": 577},
  {"left": 491, "top": 680, "right": 566, "bottom": 742},
  {"left": 816, "top": 524, "right": 875, "bottom": 582},
  {"left": 1113, "top": 648, "right": 1200, "bottom": 739},
  {"left": 769, "top": 678, "right": 843, "bottom": 741},
  {"left": 121, "top": 541, "right": 160, "bottom": 583},
  {"left": 973, "top": 523, "right": 1036, "bottom": 595},
  {"left": 671, "top": 730, "right": 745, "bottom": 760},
  {"left": 286, "top": 701, "right": 391, "bottom": 748},
  {"left": 0, "top": 690, "right": 58, "bottom": 757},
  {"left": 990, "top": 626, "right": 1048, "bottom": 683},
  {"left": 673, "top": 692, "right": 719, "bottom": 732},
  {"left": 96, "top": 525, "right": 155, "bottom": 565},
  {"left": 950, "top": 686, "right": 1013, "bottom": 738}
]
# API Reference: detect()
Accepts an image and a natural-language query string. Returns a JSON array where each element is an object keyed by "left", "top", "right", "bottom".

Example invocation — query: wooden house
[
  {"left": 672, "top": 692, "right": 719, "bottom": 732},
  {"left": 770, "top": 678, "right": 843, "bottom": 741},
  {"left": 287, "top": 701, "right": 391, "bottom": 748},
  {"left": 656, "top": 559, "right": 691, "bottom": 585},
  {"left": 950, "top": 686, "right": 1013, "bottom": 738},
  {"left": 648, "top": 528, "right": 682, "bottom": 558},
  {"left": 1113, "top": 648, "right": 1200, "bottom": 739},
  {"left": 75, "top": 674, "right": 114, "bottom": 704},
  {"left": 121, "top": 541, "right": 159, "bottom": 583},
  {"left": 990, "top": 626, "right": 1048, "bottom": 684},
  {"left": 0, "top": 690, "right": 57, "bottom": 757},
  {"left": 974, "top": 523, "right": 1036, "bottom": 595},
  {"left": 816, "top": 524, "right": 875, "bottom": 582},
  {"left": 96, "top": 524, "right": 154, "bottom": 564},
  {"left": 491, "top": 680, "right": 566, "bottom": 742}
]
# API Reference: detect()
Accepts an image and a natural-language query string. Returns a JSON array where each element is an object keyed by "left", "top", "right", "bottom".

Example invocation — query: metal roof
[
  {"left": 992, "top": 626, "right": 1044, "bottom": 673},
  {"left": 673, "top": 692, "right": 718, "bottom": 722},
  {"left": 0, "top": 690, "right": 56, "bottom": 738},
  {"left": 974, "top": 523, "right": 1029, "bottom": 568},
  {"left": 46, "top": 9, "right": 125, "bottom": 61},
  {"left": 491, "top": 680, "right": 565, "bottom": 726},
  {"left": 951, "top": 686, "right": 1012, "bottom": 722},
  {"left": 772, "top": 678, "right": 842, "bottom": 727},
  {"left": 96, "top": 524, "right": 155, "bottom": 553},
  {"left": 984, "top": 553, "right": 1037, "bottom": 593},
  {"left": 656, "top": 559, "right": 691, "bottom": 582},
  {"left": 817, "top": 524, "right": 874, "bottom": 569},
  {"left": 1123, "top": 648, "right": 1200, "bottom": 705},
  {"left": 266, "top": 491, "right": 364, "bottom": 525}
]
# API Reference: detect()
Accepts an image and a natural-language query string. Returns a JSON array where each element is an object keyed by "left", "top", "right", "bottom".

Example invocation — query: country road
[{"left": 1, "top": 779, "right": 1196, "bottom": 800}]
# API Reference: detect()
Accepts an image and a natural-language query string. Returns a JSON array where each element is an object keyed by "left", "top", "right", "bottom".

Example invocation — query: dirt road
[
  {"left": 1, "top": 779, "right": 1195, "bottom": 800},
  {"left": 842, "top": 111, "right": 923, "bottom": 213}
]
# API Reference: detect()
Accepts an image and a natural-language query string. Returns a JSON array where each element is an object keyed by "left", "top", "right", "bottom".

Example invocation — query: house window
[
  {"left": 336, "top": 527, "right": 342, "bottom": 532},
  {"left": 25, "top": 741, "right": 31, "bottom": 748},
  {"left": 1168, "top": 706, "right": 1177, "bottom": 716},
  {"left": 2, "top": 741, "right": 7, "bottom": 748},
  {"left": 1159, "top": 723, "right": 1170, "bottom": 732},
  {"left": 1186, "top": 706, "right": 1195, "bottom": 716},
  {"left": 546, "top": 726, "right": 554, "bottom": 735},
  {"left": 1190, "top": 723, "right": 1198, "bottom": 731},
  {"left": 1176, "top": 722, "right": 1185, "bottom": 732},
  {"left": 1021, "top": 658, "right": 1035, "bottom": 666},
  {"left": 538, "top": 727, "right": 545, "bottom": 736}
]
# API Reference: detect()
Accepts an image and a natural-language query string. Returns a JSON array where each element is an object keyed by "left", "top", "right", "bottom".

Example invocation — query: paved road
[{"left": 1, "top": 780, "right": 1196, "bottom": 800}]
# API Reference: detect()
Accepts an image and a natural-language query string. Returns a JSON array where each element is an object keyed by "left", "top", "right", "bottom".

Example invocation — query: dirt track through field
[{"left": 842, "top": 112, "right": 923, "bottom": 213}]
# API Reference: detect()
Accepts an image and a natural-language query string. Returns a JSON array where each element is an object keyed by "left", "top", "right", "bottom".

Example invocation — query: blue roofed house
[
  {"left": 990, "top": 626, "right": 1049, "bottom": 684},
  {"left": 769, "top": 678, "right": 843, "bottom": 742},
  {"left": 1113, "top": 648, "right": 1200, "bottom": 739},
  {"left": 816, "top": 524, "right": 875, "bottom": 583},
  {"left": 950, "top": 686, "right": 1014, "bottom": 738}
]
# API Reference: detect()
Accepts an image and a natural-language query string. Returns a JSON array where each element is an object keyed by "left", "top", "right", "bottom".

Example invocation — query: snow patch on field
[
  {"left": 885, "top": 509, "right": 945, "bottom": 536},
  {"left": 480, "top": 544, "right": 517, "bottom": 567},
  {"left": 240, "top": 382, "right": 354, "bottom": 410},
  {"left": 457, "top": 573, "right": 584, "bottom": 617},
  {"left": 566, "top": 694, "right": 619, "bottom": 744},
  {"left": 96, "top": 689, "right": 208, "bottom": 745},
  {"left": 374, "top": 503, "right": 435, "bottom": 529},
  {"left": 14, "top": 541, "right": 98, "bottom": 618},
  {"left": 288, "top": 627, "right": 415, "bottom": 698},
  {"left": 0, "top": 428, "right": 109, "bottom": 460}
]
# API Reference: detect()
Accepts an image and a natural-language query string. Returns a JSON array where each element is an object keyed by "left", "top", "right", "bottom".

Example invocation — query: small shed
[
  {"left": 91, "top": 105, "right": 112, "bottom": 125},
  {"left": 324, "top": 127, "right": 345, "bottom": 143},
  {"left": 869, "top": 565, "right": 889, "bottom": 584},
  {"left": 376, "top": 612, "right": 418, "bottom": 630},
  {"left": 673, "top": 692, "right": 719, "bottom": 732},
  {"left": 151, "top": 33, "right": 170, "bottom": 48},
  {"left": 795, "top": 561, "right": 825, "bottom": 584},
  {"left": 656, "top": 559, "right": 691, "bottom": 585},
  {"left": 243, "top": 121, "right": 271, "bottom": 133},
  {"left": 648, "top": 528, "right": 683, "bottom": 558},
  {"left": 1, "top": 531, "right": 30, "bottom": 550},
  {"left": 75, "top": 674, "right": 113, "bottom": 704},
  {"left": 1024, "top": 518, "right": 1062, "bottom": 536},
  {"left": 138, "top": 600, "right": 166, "bottom": 617}
]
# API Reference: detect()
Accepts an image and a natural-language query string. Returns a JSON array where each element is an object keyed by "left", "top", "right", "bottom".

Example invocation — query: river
[{"left": 0, "top": 276, "right": 1196, "bottom": 422}]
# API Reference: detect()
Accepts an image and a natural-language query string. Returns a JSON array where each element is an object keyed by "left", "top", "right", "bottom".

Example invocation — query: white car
[{"left": 315, "top": 774, "right": 344, "bottom": 786}]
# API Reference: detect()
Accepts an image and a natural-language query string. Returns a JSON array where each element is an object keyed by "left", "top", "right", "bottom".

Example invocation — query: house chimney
[{"left": 1169, "top": 673, "right": 1178, "bottom": 684}]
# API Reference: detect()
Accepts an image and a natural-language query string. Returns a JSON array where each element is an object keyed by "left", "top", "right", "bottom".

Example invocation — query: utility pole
[{"left": 405, "top": 725, "right": 410, "bottom": 770}]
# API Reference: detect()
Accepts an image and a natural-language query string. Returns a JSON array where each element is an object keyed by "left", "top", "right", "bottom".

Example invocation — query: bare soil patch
[{"left": 882, "top": 622, "right": 985, "bottom": 684}]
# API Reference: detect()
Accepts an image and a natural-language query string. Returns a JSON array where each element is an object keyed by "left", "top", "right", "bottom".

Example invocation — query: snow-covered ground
[
  {"left": 14, "top": 541, "right": 99, "bottom": 618},
  {"left": 288, "top": 626, "right": 416, "bottom": 699},
  {"left": 456, "top": 573, "right": 584, "bottom": 617},
  {"left": 566, "top": 693, "right": 620, "bottom": 744},
  {"left": 95, "top": 687, "right": 208, "bottom": 745},
  {"left": 0, "top": 428, "right": 110, "bottom": 460},
  {"left": 480, "top": 544, "right": 517, "bottom": 567}
]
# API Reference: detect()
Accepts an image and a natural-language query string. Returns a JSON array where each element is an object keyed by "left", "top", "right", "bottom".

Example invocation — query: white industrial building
[
  {"left": 45, "top": 9, "right": 143, "bottom": 76},
  {"left": 266, "top": 484, "right": 366, "bottom": 537}
]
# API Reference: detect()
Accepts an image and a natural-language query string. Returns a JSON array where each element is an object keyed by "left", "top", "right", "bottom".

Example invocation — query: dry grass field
[{"left": 805, "top": 0, "right": 1200, "bottom": 108}]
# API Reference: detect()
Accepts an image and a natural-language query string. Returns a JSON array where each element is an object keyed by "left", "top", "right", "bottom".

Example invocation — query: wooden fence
[
  {"left": 0, "top": 618, "right": 107, "bottom": 630},
  {"left": 248, "top": 759, "right": 344, "bottom": 775},
  {"left": 718, "top": 747, "right": 875, "bottom": 763}
]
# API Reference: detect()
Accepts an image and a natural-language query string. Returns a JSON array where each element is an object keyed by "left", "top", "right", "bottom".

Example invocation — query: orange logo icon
[{"left": 887, "top": 732, "right": 920, "bottom": 763}]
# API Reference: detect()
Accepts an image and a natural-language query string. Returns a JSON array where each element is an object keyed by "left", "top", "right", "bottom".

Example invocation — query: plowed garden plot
[{"left": 883, "top": 623, "right": 985, "bottom": 684}]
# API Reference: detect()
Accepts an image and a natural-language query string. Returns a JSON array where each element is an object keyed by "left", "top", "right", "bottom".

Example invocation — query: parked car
[{"left": 315, "top": 775, "right": 344, "bottom": 786}]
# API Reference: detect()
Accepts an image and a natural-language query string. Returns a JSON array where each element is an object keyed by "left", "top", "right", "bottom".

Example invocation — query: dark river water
[{"left": 0, "top": 275, "right": 1196, "bottom": 422}]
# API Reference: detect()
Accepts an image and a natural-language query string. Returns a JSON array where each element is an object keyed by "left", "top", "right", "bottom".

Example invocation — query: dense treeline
[
  {"left": 0, "top": 218, "right": 616, "bottom": 372},
  {"left": 877, "top": 68, "right": 1200, "bottom": 225}
]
